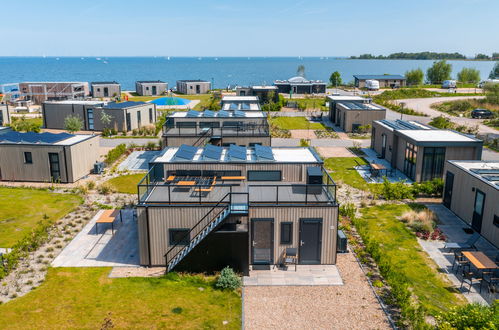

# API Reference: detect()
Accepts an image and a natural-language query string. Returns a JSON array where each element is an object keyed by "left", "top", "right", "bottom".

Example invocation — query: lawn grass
[
  {"left": 105, "top": 173, "right": 145, "bottom": 194},
  {"left": 286, "top": 97, "right": 327, "bottom": 110},
  {"left": 270, "top": 117, "right": 325, "bottom": 130},
  {"left": 0, "top": 187, "right": 82, "bottom": 247},
  {"left": 0, "top": 268, "right": 241, "bottom": 329},
  {"left": 356, "top": 204, "right": 464, "bottom": 315},
  {"left": 324, "top": 157, "right": 372, "bottom": 191}
]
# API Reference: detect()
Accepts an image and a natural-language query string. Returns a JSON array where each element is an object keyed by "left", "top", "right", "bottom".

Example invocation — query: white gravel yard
[{"left": 243, "top": 253, "right": 390, "bottom": 330}]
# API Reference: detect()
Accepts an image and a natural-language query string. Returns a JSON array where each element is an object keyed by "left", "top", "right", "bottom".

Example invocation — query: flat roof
[
  {"left": 20, "top": 81, "right": 88, "bottom": 84},
  {"left": 152, "top": 146, "right": 322, "bottom": 164},
  {"left": 222, "top": 96, "right": 259, "bottom": 102},
  {"left": 91, "top": 81, "right": 120, "bottom": 85},
  {"left": 327, "top": 95, "right": 367, "bottom": 102},
  {"left": 397, "top": 129, "right": 479, "bottom": 143},
  {"left": 337, "top": 101, "right": 384, "bottom": 111},
  {"left": 104, "top": 101, "right": 148, "bottom": 109},
  {"left": 44, "top": 100, "right": 104, "bottom": 105},
  {"left": 448, "top": 161, "right": 499, "bottom": 190},
  {"left": 170, "top": 110, "right": 266, "bottom": 118},
  {"left": 136, "top": 80, "right": 166, "bottom": 84},
  {"left": 375, "top": 119, "right": 431, "bottom": 131},
  {"left": 354, "top": 75, "right": 406, "bottom": 80},
  {"left": 0, "top": 131, "right": 96, "bottom": 146},
  {"left": 252, "top": 86, "right": 278, "bottom": 90},
  {"left": 177, "top": 80, "right": 210, "bottom": 83}
]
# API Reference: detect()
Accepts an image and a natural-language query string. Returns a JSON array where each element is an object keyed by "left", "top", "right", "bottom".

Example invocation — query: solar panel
[
  {"left": 0, "top": 131, "right": 73, "bottom": 144},
  {"left": 203, "top": 110, "right": 215, "bottom": 117},
  {"left": 234, "top": 110, "right": 246, "bottom": 117},
  {"left": 217, "top": 110, "right": 230, "bottom": 117},
  {"left": 471, "top": 169, "right": 499, "bottom": 175},
  {"left": 201, "top": 144, "right": 223, "bottom": 161},
  {"left": 483, "top": 175, "right": 499, "bottom": 182},
  {"left": 186, "top": 110, "right": 201, "bottom": 117},
  {"left": 174, "top": 144, "right": 198, "bottom": 161},
  {"left": 254, "top": 144, "right": 274, "bottom": 161},
  {"left": 228, "top": 144, "right": 247, "bottom": 161}
]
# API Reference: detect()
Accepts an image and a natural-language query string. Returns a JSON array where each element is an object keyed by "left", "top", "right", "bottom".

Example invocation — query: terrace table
[
  {"left": 221, "top": 176, "right": 246, "bottom": 180},
  {"left": 95, "top": 209, "right": 121, "bottom": 235},
  {"left": 177, "top": 181, "right": 197, "bottom": 186},
  {"left": 370, "top": 164, "right": 387, "bottom": 178},
  {"left": 166, "top": 175, "right": 176, "bottom": 182},
  {"left": 462, "top": 251, "right": 498, "bottom": 270}
]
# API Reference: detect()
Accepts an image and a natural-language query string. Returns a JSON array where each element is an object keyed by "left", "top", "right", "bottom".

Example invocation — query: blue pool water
[{"left": 150, "top": 97, "right": 191, "bottom": 106}]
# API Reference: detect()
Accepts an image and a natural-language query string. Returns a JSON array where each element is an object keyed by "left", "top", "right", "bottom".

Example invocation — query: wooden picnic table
[
  {"left": 370, "top": 164, "right": 387, "bottom": 177},
  {"left": 166, "top": 175, "right": 176, "bottom": 182},
  {"left": 221, "top": 176, "right": 246, "bottom": 180},
  {"left": 177, "top": 181, "right": 197, "bottom": 186},
  {"left": 462, "top": 251, "right": 498, "bottom": 270},
  {"left": 95, "top": 209, "right": 121, "bottom": 235}
]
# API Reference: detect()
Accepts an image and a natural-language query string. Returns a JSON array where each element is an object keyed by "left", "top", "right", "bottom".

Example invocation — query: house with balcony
[
  {"left": 371, "top": 120, "right": 483, "bottom": 182},
  {"left": 136, "top": 145, "right": 338, "bottom": 274},
  {"left": 162, "top": 110, "right": 271, "bottom": 147}
]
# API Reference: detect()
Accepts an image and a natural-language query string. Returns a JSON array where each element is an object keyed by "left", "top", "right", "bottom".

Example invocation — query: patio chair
[
  {"left": 444, "top": 232, "right": 480, "bottom": 251},
  {"left": 452, "top": 250, "right": 470, "bottom": 274},
  {"left": 283, "top": 248, "right": 298, "bottom": 272},
  {"left": 460, "top": 270, "right": 484, "bottom": 293},
  {"left": 482, "top": 269, "right": 499, "bottom": 294}
]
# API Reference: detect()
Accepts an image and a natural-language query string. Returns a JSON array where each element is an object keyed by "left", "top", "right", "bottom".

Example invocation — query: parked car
[
  {"left": 442, "top": 80, "right": 457, "bottom": 89},
  {"left": 471, "top": 108, "right": 494, "bottom": 119}
]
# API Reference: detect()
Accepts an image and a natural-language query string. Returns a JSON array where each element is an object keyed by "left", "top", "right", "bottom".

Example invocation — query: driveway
[{"left": 392, "top": 96, "right": 498, "bottom": 135}]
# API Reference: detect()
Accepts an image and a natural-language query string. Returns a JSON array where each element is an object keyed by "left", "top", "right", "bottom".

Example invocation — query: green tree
[
  {"left": 492, "top": 53, "right": 499, "bottom": 60},
  {"left": 405, "top": 68, "right": 424, "bottom": 86},
  {"left": 426, "top": 60, "right": 452, "bottom": 84},
  {"left": 297, "top": 65, "right": 305, "bottom": 77},
  {"left": 457, "top": 67, "right": 481, "bottom": 83},
  {"left": 484, "top": 82, "right": 499, "bottom": 105},
  {"left": 429, "top": 116, "right": 454, "bottom": 129},
  {"left": 64, "top": 115, "right": 83, "bottom": 133},
  {"left": 489, "top": 61, "right": 499, "bottom": 79},
  {"left": 474, "top": 53, "right": 490, "bottom": 60},
  {"left": 329, "top": 71, "right": 342, "bottom": 87},
  {"left": 9, "top": 116, "right": 41, "bottom": 133}
]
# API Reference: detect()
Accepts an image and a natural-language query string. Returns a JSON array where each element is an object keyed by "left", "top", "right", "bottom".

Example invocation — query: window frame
[
  {"left": 24, "top": 151, "right": 33, "bottom": 164},
  {"left": 280, "top": 222, "right": 293, "bottom": 245}
]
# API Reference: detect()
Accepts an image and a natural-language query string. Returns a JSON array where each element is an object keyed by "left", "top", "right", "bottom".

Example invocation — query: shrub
[
  {"left": 435, "top": 301, "right": 499, "bottom": 329},
  {"left": 98, "top": 184, "right": 115, "bottom": 195},
  {"left": 104, "top": 144, "right": 127, "bottom": 165},
  {"left": 379, "top": 178, "right": 414, "bottom": 200},
  {"left": 412, "top": 178, "right": 444, "bottom": 197},
  {"left": 300, "top": 139, "right": 310, "bottom": 147},
  {"left": 339, "top": 202, "right": 357, "bottom": 219},
  {"left": 86, "top": 181, "right": 96, "bottom": 190},
  {"left": 215, "top": 267, "right": 241, "bottom": 290}
]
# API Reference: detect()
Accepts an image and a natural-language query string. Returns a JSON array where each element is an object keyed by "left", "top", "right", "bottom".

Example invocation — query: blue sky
[{"left": 1, "top": 0, "right": 497, "bottom": 56}]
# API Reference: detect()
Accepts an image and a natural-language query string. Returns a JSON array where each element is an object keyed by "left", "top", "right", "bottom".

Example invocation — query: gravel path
[{"left": 243, "top": 253, "right": 390, "bottom": 330}]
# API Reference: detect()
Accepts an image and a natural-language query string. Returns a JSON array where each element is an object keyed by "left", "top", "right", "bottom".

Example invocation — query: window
[
  {"left": 494, "top": 215, "right": 499, "bottom": 228},
  {"left": 24, "top": 152, "right": 33, "bottom": 164},
  {"left": 248, "top": 170, "right": 282, "bottom": 181},
  {"left": 97, "top": 88, "right": 100, "bottom": 92},
  {"left": 137, "top": 111, "right": 141, "bottom": 128},
  {"left": 177, "top": 122, "right": 196, "bottom": 128},
  {"left": 169, "top": 229, "right": 190, "bottom": 246},
  {"left": 280, "top": 222, "right": 293, "bottom": 244},
  {"left": 149, "top": 108, "right": 153, "bottom": 123},
  {"left": 146, "top": 86, "right": 149, "bottom": 90},
  {"left": 421, "top": 147, "right": 446, "bottom": 181},
  {"left": 200, "top": 122, "right": 220, "bottom": 129},
  {"left": 403, "top": 142, "right": 417, "bottom": 180},
  {"left": 86, "top": 108, "right": 94, "bottom": 130}
]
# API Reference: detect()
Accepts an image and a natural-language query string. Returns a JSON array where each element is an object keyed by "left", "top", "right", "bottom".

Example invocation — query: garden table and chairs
[{"left": 459, "top": 251, "right": 499, "bottom": 294}]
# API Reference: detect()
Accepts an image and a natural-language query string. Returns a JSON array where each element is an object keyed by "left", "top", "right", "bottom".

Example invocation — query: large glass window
[
  {"left": 86, "top": 108, "right": 94, "bottom": 130},
  {"left": 169, "top": 229, "right": 189, "bottom": 246},
  {"left": 177, "top": 122, "right": 196, "bottom": 128},
  {"left": 280, "top": 222, "right": 293, "bottom": 244},
  {"left": 137, "top": 112, "right": 142, "bottom": 128},
  {"left": 248, "top": 171, "right": 282, "bottom": 181},
  {"left": 199, "top": 122, "right": 220, "bottom": 129},
  {"left": 421, "top": 147, "right": 446, "bottom": 181},
  {"left": 403, "top": 142, "right": 417, "bottom": 180}
]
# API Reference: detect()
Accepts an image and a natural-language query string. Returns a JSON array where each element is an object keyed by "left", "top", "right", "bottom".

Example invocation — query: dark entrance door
[
  {"left": 381, "top": 134, "right": 387, "bottom": 158},
  {"left": 104, "top": 87, "right": 109, "bottom": 97},
  {"left": 251, "top": 219, "right": 273, "bottom": 265},
  {"left": 48, "top": 153, "right": 61, "bottom": 182},
  {"left": 472, "top": 190, "right": 485, "bottom": 232},
  {"left": 443, "top": 171, "right": 454, "bottom": 208},
  {"left": 126, "top": 113, "right": 131, "bottom": 131},
  {"left": 152, "top": 86, "right": 157, "bottom": 95},
  {"left": 299, "top": 219, "right": 322, "bottom": 264},
  {"left": 0, "top": 110, "right": 3, "bottom": 126}
]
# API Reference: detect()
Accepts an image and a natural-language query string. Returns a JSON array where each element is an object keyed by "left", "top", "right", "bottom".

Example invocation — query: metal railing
[{"left": 162, "top": 123, "right": 270, "bottom": 137}]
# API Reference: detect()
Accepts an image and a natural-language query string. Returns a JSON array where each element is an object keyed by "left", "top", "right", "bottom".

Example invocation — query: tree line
[{"left": 350, "top": 52, "right": 499, "bottom": 60}]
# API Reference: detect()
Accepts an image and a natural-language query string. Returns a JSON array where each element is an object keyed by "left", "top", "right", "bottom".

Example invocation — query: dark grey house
[
  {"left": 274, "top": 76, "right": 326, "bottom": 94},
  {"left": 176, "top": 80, "right": 211, "bottom": 95},
  {"left": 136, "top": 145, "right": 338, "bottom": 274},
  {"left": 236, "top": 86, "right": 279, "bottom": 103},
  {"left": 354, "top": 75, "right": 406, "bottom": 88},
  {"left": 42, "top": 100, "right": 157, "bottom": 132},
  {"left": 162, "top": 110, "right": 271, "bottom": 147},
  {"left": 327, "top": 95, "right": 386, "bottom": 132},
  {"left": 91, "top": 82, "right": 121, "bottom": 98},
  {"left": 371, "top": 120, "right": 483, "bottom": 182},
  {"left": 135, "top": 81, "right": 168, "bottom": 96}
]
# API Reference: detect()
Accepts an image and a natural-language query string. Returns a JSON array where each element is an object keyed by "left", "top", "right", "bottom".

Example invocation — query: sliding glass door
[{"left": 421, "top": 147, "right": 446, "bottom": 181}]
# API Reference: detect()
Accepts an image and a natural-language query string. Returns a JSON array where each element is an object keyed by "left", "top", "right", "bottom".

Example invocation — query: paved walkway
[
  {"left": 243, "top": 253, "right": 390, "bottom": 329},
  {"left": 356, "top": 148, "right": 412, "bottom": 184},
  {"left": 52, "top": 209, "right": 140, "bottom": 267},
  {"left": 118, "top": 150, "right": 162, "bottom": 171},
  {"left": 243, "top": 265, "right": 342, "bottom": 286},
  {"left": 420, "top": 204, "right": 498, "bottom": 304}
]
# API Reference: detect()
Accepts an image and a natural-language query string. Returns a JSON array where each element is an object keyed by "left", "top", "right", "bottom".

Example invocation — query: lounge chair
[{"left": 444, "top": 232, "right": 480, "bottom": 251}]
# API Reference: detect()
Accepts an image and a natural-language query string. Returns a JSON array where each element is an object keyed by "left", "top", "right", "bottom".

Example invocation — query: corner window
[
  {"left": 169, "top": 229, "right": 190, "bottom": 246},
  {"left": 24, "top": 152, "right": 33, "bottom": 164},
  {"left": 247, "top": 171, "right": 282, "bottom": 181},
  {"left": 280, "top": 222, "right": 293, "bottom": 244}
]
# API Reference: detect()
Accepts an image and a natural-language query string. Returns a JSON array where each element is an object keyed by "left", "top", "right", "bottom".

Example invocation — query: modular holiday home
[
  {"left": 136, "top": 145, "right": 338, "bottom": 274},
  {"left": 91, "top": 81, "right": 121, "bottom": 98},
  {"left": 327, "top": 95, "right": 386, "bottom": 133}
]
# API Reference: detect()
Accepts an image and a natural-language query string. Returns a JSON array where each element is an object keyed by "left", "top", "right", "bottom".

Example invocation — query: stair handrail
[
  {"left": 164, "top": 192, "right": 231, "bottom": 268},
  {"left": 193, "top": 127, "right": 213, "bottom": 146}
]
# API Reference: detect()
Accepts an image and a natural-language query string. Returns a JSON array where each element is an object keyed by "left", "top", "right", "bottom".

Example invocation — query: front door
[
  {"left": 472, "top": 190, "right": 485, "bottom": 232},
  {"left": 299, "top": 219, "right": 322, "bottom": 264},
  {"left": 104, "top": 87, "right": 109, "bottom": 97},
  {"left": 48, "top": 153, "right": 61, "bottom": 182},
  {"left": 126, "top": 113, "right": 131, "bottom": 131},
  {"left": 152, "top": 86, "right": 157, "bottom": 95},
  {"left": 251, "top": 219, "right": 273, "bottom": 265},
  {"left": 443, "top": 171, "right": 454, "bottom": 208},
  {"left": 381, "top": 134, "right": 387, "bottom": 158}
]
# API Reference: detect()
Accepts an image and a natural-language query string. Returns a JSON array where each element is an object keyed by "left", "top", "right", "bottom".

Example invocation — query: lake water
[{"left": 0, "top": 57, "right": 495, "bottom": 90}]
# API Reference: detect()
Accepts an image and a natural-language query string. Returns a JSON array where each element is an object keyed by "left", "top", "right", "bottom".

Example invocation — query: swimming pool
[{"left": 150, "top": 97, "right": 191, "bottom": 106}]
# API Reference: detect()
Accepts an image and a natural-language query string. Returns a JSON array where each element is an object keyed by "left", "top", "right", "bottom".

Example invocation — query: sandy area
[
  {"left": 243, "top": 253, "right": 390, "bottom": 330},
  {"left": 316, "top": 147, "right": 355, "bottom": 158}
]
